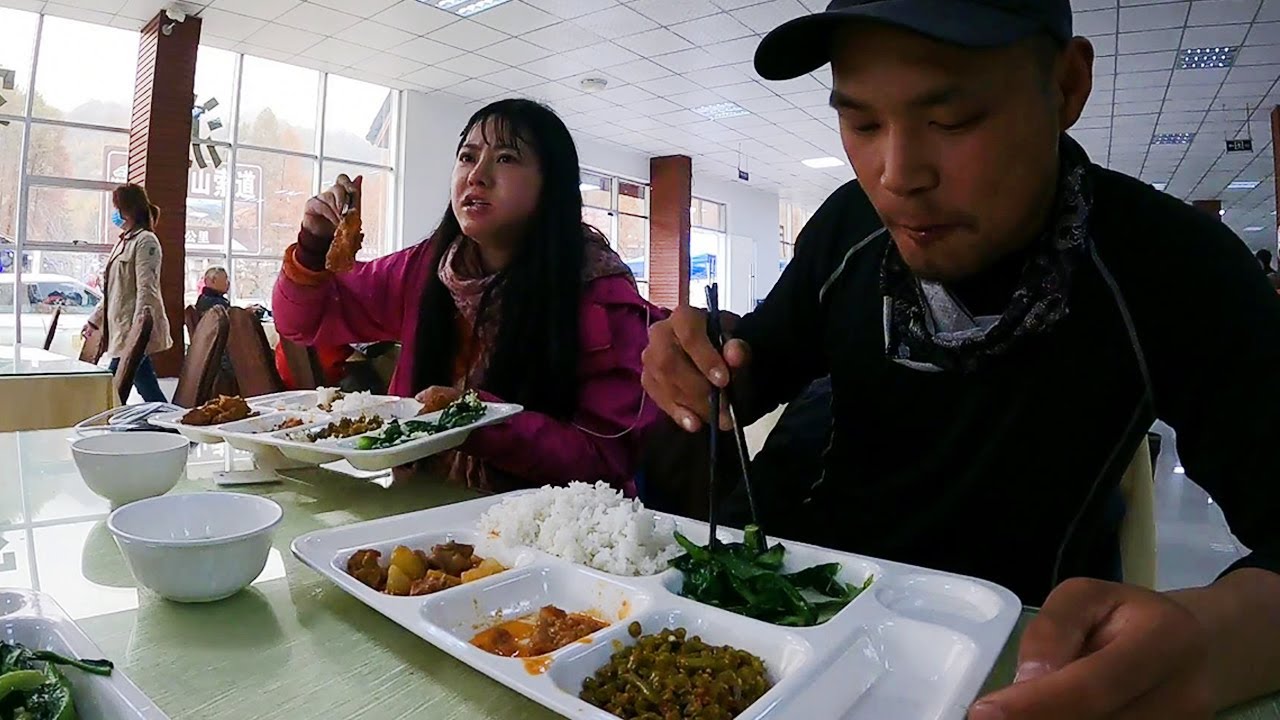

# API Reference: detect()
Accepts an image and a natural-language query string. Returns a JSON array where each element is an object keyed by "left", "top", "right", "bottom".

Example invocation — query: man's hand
[
  {"left": 640, "top": 305, "right": 750, "bottom": 432},
  {"left": 416, "top": 386, "right": 461, "bottom": 414},
  {"left": 970, "top": 578, "right": 1213, "bottom": 720}
]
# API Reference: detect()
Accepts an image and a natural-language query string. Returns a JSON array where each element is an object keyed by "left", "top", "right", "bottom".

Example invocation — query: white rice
[
  {"left": 325, "top": 390, "right": 384, "bottom": 415},
  {"left": 476, "top": 481, "right": 679, "bottom": 576}
]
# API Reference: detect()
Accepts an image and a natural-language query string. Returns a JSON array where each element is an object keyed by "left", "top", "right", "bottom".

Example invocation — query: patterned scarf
[
  {"left": 433, "top": 228, "right": 635, "bottom": 491},
  {"left": 883, "top": 138, "right": 1094, "bottom": 373}
]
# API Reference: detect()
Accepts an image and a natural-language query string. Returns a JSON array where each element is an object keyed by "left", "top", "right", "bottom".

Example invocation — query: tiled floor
[{"left": 1150, "top": 421, "right": 1247, "bottom": 590}]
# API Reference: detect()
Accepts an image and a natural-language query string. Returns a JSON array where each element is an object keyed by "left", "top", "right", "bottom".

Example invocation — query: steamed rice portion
[{"left": 477, "top": 482, "right": 679, "bottom": 576}]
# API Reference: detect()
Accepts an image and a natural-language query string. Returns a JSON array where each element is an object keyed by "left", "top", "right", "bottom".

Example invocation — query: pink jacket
[{"left": 272, "top": 238, "right": 664, "bottom": 493}]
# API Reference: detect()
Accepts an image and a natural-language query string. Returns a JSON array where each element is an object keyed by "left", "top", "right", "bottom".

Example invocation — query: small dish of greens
[
  {"left": 353, "top": 391, "right": 488, "bottom": 451},
  {"left": 0, "top": 641, "right": 113, "bottom": 720},
  {"left": 670, "top": 525, "right": 873, "bottom": 627}
]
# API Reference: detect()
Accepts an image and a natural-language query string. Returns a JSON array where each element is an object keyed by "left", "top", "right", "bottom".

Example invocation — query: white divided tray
[
  {"left": 291, "top": 493, "right": 1022, "bottom": 720},
  {"left": 148, "top": 391, "right": 523, "bottom": 472},
  {"left": 0, "top": 589, "right": 169, "bottom": 720}
]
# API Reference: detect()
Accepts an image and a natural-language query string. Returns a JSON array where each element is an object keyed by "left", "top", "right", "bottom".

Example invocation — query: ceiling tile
[
  {"left": 629, "top": 0, "right": 720, "bottom": 24},
  {"left": 556, "top": 92, "right": 613, "bottom": 113},
  {"left": 1092, "top": 33, "right": 1118, "bottom": 56},
  {"left": 309, "top": 0, "right": 398, "bottom": 18},
  {"left": 353, "top": 51, "right": 423, "bottom": 78},
  {"left": 638, "top": 74, "right": 704, "bottom": 96},
  {"left": 668, "top": 89, "right": 727, "bottom": 108},
  {"left": 652, "top": 47, "right": 724, "bottom": 72},
  {"left": 522, "top": 0, "right": 616, "bottom": 20},
  {"left": 472, "top": 0, "right": 558, "bottom": 34},
  {"left": 1114, "top": 86, "right": 1167, "bottom": 102},
  {"left": 402, "top": 65, "right": 465, "bottom": 89},
  {"left": 1258, "top": 0, "right": 1280, "bottom": 22},
  {"left": 523, "top": 21, "right": 603, "bottom": 52},
  {"left": 1236, "top": 44, "right": 1280, "bottom": 64},
  {"left": 435, "top": 52, "right": 506, "bottom": 78},
  {"left": 730, "top": 0, "right": 806, "bottom": 34},
  {"left": 565, "top": 41, "right": 643, "bottom": 68},
  {"left": 1187, "top": 0, "right": 1262, "bottom": 24},
  {"left": 1168, "top": 66, "right": 1229, "bottom": 85},
  {"left": 1115, "top": 50, "right": 1175, "bottom": 73},
  {"left": 116, "top": 0, "right": 167, "bottom": 21},
  {"left": 593, "top": 83, "right": 656, "bottom": 104},
  {"left": 605, "top": 59, "right": 672, "bottom": 83},
  {"left": 521, "top": 54, "right": 594, "bottom": 80},
  {"left": 1115, "top": 100, "right": 1165, "bottom": 115},
  {"left": 477, "top": 37, "right": 553, "bottom": 65},
  {"left": 1075, "top": 9, "right": 1117, "bottom": 36},
  {"left": 342, "top": 19, "right": 415, "bottom": 48},
  {"left": 1225, "top": 64, "right": 1280, "bottom": 82},
  {"left": 427, "top": 19, "right": 508, "bottom": 51},
  {"left": 1165, "top": 83, "right": 1221, "bottom": 99},
  {"left": 1118, "top": 2, "right": 1188, "bottom": 32},
  {"left": 1118, "top": 28, "right": 1183, "bottom": 53},
  {"left": 207, "top": 0, "right": 300, "bottom": 21},
  {"left": 627, "top": 96, "right": 681, "bottom": 115},
  {"left": 392, "top": 37, "right": 462, "bottom": 65},
  {"left": 300, "top": 37, "right": 377, "bottom": 65},
  {"left": 1245, "top": 22, "right": 1280, "bottom": 44},
  {"left": 523, "top": 81, "right": 580, "bottom": 100},
  {"left": 683, "top": 64, "right": 755, "bottom": 88},
  {"left": 670, "top": 12, "right": 755, "bottom": 45},
  {"left": 276, "top": 3, "right": 360, "bottom": 35},
  {"left": 1179, "top": 23, "right": 1250, "bottom": 48},
  {"left": 615, "top": 27, "right": 694, "bottom": 56},
  {"left": 370, "top": 0, "right": 455, "bottom": 35},
  {"left": 447, "top": 78, "right": 505, "bottom": 101},
  {"left": 716, "top": 80, "right": 778, "bottom": 101},
  {"left": 242, "top": 23, "right": 319, "bottom": 54},
  {"left": 43, "top": 3, "right": 114, "bottom": 23},
  {"left": 194, "top": 8, "right": 265, "bottom": 41},
  {"left": 1115, "top": 69, "right": 1172, "bottom": 88},
  {"left": 482, "top": 66, "right": 545, "bottom": 90},
  {"left": 574, "top": 4, "right": 657, "bottom": 39}
]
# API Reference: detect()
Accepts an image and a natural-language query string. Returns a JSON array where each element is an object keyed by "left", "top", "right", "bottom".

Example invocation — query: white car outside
[{"left": 0, "top": 273, "right": 105, "bottom": 359}]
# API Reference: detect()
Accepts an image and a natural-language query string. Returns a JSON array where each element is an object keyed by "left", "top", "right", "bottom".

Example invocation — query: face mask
[{"left": 110, "top": 209, "right": 125, "bottom": 229}]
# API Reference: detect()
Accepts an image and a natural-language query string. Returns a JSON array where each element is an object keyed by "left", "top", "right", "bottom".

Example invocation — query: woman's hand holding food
[
  {"left": 416, "top": 386, "right": 462, "bottom": 414},
  {"left": 641, "top": 305, "right": 750, "bottom": 432},
  {"left": 302, "top": 174, "right": 360, "bottom": 240}
]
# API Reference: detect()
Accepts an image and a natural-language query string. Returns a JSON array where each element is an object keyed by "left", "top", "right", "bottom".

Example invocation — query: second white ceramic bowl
[{"left": 71, "top": 432, "right": 190, "bottom": 507}]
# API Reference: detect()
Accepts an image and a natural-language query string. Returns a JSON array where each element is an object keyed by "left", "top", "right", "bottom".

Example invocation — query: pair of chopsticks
[{"left": 704, "top": 283, "right": 765, "bottom": 553}]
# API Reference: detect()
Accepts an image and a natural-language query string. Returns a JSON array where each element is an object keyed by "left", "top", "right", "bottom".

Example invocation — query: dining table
[
  {"left": 0, "top": 426, "right": 1276, "bottom": 720},
  {"left": 0, "top": 345, "right": 115, "bottom": 432}
]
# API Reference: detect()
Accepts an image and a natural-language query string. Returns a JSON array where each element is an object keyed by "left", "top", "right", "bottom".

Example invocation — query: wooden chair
[
  {"left": 42, "top": 306, "right": 62, "bottom": 351},
  {"left": 279, "top": 337, "right": 326, "bottom": 390},
  {"left": 172, "top": 305, "right": 230, "bottom": 409},
  {"left": 111, "top": 307, "right": 154, "bottom": 405},
  {"left": 79, "top": 324, "right": 105, "bottom": 365},
  {"left": 226, "top": 306, "right": 285, "bottom": 397},
  {"left": 183, "top": 305, "right": 199, "bottom": 338}
]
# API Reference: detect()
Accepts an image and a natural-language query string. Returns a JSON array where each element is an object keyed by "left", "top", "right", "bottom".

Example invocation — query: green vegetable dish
[
  {"left": 354, "top": 391, "right": 488, "bottom": 451},
  {"left": 0, "top": 641, "right": 113, "bottom": 720},
  {"left": 579, "top": 621, "right": 771, "bottom": 720},
  {"left": 670, "top": 525, "right": 873, "bottom": 627}
]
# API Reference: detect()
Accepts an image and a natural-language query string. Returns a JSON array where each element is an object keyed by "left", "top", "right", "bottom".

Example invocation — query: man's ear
[{"left": 1057, "top": 37, "right": 1095, "bottom": 131}]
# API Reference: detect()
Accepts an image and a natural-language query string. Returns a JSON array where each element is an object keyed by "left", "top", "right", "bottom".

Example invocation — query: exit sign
[{"left": 1226, "top": 138, "right": 1253, "bottom": 152}]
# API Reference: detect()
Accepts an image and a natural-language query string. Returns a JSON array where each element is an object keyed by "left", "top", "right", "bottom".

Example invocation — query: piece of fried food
[
  {"left": 325, "top": 206, "right": 363, "bottom": 273},
  {"left": 181, "top": 395, "right": 253, "bottom": 426}
]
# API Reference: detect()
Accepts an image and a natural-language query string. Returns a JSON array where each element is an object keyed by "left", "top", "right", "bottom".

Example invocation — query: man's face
[
  {"left": 828, "top": 25, "right": 1092, "bottom": 281},
  {"left": 208, "top": 272, "right": 229, "bottom": 294}
]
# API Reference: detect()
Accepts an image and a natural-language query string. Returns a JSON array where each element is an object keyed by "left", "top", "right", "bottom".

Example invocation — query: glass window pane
[
  {"left": 185, "top": 255, "right": 225, "bottom": 308},
  {"left": 185, "top": 163, "right": 230, "bottom": 254},
  {"left": 617, "top": 213, "right": 646, "bottom": 280},
  {"left": 26, "top": 187, "right": 113, "bottom": 246},
  {"left": 689, "top": 228, "right": 722, "bottom": 310},
  {"left": 0, "top": 123, "right": 21, "bottom": 243},
  {"left": 233, "top": 149, "right": 314, "bottom": 257},
  {"left": 237, "top": 56, "right": 318, "bottom": 154},
  {"left": 580, "top": 172, "right": 611, "bottom": 209},
  {"left": 703, "top": 201, "right": 723, "bottom": 231},
  {"left": 28, "top": 123, "right": 129, "bottom": 182},
  {"left": 33, "top": 17, "right": 138, "bottom": 129},
  {"left": 26, "top": 249, "right": 108, "bottom": 357},
  {"left": 193, "top": 46, "right": 235, "bottom": 144},
  {"left": 324, "top": 75, "right": 395, "bottom": 166},
  {"left": 231, "top": 257, "right": 281, "bottom": 309},
  {"left": 618, "top": 181, "right": 646, "bottom": 216},
  {"left": 583, "top": 206, "right": 613, "bottom": 243},
  {"left": 321, "top": 162, "right": 390, "bottom": 261},
  {"left": 0, "top": 8, "right": 39, "bottom": 102}
]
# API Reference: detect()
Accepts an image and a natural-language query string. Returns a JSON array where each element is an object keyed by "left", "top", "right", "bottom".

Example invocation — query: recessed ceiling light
[
  {"left": 1152, "top": 182, "right": 1167, "bottom": 190},
  {"left": 1228, "top": 180, "right": 1260, "bottom": 190},
  {"left": 1152, "top": 132, "right": 1195, "bottom": 145},
  {"left": 691, "top": 102, "right": 750, "bottom": 119},
  {"left": 432, "top": 0, "right": 512, "bottom": 16},
  {"left": 1244, "top": 226, "right": 1265, "bottom": 232},
  {"left": 1177, "top": 46, "right": 1238, "bottom": 69},
  {"left": 802, "top": 156, "right": 844, "bottom": 169}
]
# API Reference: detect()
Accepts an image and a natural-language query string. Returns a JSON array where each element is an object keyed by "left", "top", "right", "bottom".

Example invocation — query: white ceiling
[{"left": 3, "top": 0, "right": 1278, "bottom": 241}]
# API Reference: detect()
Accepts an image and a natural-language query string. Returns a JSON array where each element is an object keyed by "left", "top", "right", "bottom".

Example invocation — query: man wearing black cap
[{"left": 642, "top": 1, "right": 1280, "bottom": 718}]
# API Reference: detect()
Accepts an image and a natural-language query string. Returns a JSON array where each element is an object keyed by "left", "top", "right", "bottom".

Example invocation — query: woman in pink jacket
[{"left": 273, "top": 99, "right": 661, "bottom": 494}]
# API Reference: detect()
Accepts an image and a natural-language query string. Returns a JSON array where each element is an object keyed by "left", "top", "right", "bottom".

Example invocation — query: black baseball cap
[{"left": 754, "top": 0, "right": 1074, "bottom": 81}]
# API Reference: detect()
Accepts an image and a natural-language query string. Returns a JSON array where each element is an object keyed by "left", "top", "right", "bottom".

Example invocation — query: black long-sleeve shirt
[{"left": 734, "top": 164, "right": 1280, "bottom": 606}]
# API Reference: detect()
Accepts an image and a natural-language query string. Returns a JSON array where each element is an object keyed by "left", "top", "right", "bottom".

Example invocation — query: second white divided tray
[
  {"left": 148, "top": 390, "right": 523, "bottom": 472},
  {"left": 291, "top": 492, "right": 1023, "bottom": 720}
]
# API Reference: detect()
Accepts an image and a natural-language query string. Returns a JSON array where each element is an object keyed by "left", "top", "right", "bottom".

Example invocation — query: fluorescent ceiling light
[
  {"left": 691, "top": 102, "right": 750, "bottom": 120},
  {"left": 1177, "top": 46, "right": 1237, "bottom": 69},
  {"left": 432, "top": 0, "right": 512, "bottom": 16},
  {"left": 578, "top": 183, "right": 598, "bottom": 192},
  {"left": 802, "top": 156, "right": 844, "bottom": 169},
  {"left": 1228, "top": 180, "right": 1260, "bottom": 190},
  {"left": 1244, "top": 226, "right": 1265, "bottom": 232},
  {"left": 1152, "top": 132, "right": 1195, "bottom": 145},
  {"left": 1152, "top": 182, "right": 1167, "bottom": 190}
]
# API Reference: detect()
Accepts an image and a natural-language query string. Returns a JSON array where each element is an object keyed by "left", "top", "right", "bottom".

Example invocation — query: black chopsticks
[{"left": 704, "top": 283, "right": 765, "bottom": 553}]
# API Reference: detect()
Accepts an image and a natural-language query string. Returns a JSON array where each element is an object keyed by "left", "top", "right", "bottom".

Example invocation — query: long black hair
[{"left": 413, "top": 98, "right": 597, "bottom": 420}]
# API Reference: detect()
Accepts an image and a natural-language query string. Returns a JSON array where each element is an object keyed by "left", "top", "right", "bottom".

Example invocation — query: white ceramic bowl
[
  {"left": 71, "top": 431, "right": 190, "bottom": 507},
  {"left": 107, "top": 492, "right": 284, "bottom": 603}
]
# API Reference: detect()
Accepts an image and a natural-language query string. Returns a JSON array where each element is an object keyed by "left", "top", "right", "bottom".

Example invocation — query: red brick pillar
[
  {"left": 127, "top": 13, "right": 201, "bottom": 377},
  {"left": 649, "top": 155, "right": 691, "bottom": 310},
  {"left": 1191, "top": 199, "right": 1222, "bottom": 220}
]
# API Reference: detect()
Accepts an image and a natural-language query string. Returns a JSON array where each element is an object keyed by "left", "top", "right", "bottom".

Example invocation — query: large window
[
  {"left": 689, "top": 197, "right": 727, "bottom": 310},
  {"left": 581, "top": 170, "right": 649, "bottom": 299},
  {"left": 187, "top": 48, "right": 399, "bottom": 309},
  {"left": 779, "top": 202, "right": 813, "bottom": 272},
  {"left": 0, "top": 11, "right": 135, "bottom": 356}
]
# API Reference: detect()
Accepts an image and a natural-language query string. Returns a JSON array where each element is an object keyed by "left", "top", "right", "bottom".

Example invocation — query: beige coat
[{"left": 88, "top": 229, "right": 173, "bottom": 358}]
